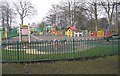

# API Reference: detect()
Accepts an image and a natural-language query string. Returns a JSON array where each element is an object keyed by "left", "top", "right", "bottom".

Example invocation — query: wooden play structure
[
  {"left": 97, "top": 31, "right": 104, "bottom": 37},
  {"left": 49, "top": 28, "right": 57, "bottom": 35},
  {"left": 90, "top": 31, "right": 112, "bottom": 38},
  {"left": 74, "top": 30, "right": 88, "bottom": 37},
  {"left": 65, "top": 26, "right": 77, "bottom": 37},
  {"left": 65, "top": 26, "right": 89, "bottom": 37}
]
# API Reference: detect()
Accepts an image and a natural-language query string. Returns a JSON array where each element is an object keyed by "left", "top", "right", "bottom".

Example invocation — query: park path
[{"left": 7, "top": 35, "right": 93, "bottom": 42}]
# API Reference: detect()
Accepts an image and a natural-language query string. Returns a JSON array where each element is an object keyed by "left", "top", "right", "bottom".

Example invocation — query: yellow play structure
[
  {"left": 65, "top": 26, "right": 77, "bottom": 37},
  {"left": 97, "top": 31, "right": 104, "bottom": 37}
]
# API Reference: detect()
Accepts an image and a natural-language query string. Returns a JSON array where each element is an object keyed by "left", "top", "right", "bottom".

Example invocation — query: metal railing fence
[{"left": 1, "top": 38, "right": 119, "bottom": 63}]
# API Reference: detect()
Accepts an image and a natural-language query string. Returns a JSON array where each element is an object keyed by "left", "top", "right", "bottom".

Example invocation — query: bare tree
[
  {"left": 115, "top": 1, "right": 120, "bottom": 35},
  {"left": 115, "top": 0, "right": 120, "bottom": 28},
  {"left": 48, "top": 4, "right": 60, "bottom": 27},
  {"left": 86, "top": 0, "right": 101, "bottom": 31},
  {"left": 100, "top": 0, "right": 116, "bottom": 30},
  {"left": 13, "top": 0, "right": 37, "bottom": 25},
  {"left": 0, "top": 1, "right": 5, "bottom": 28},
  {"left": 93, "top": 1, "right": 98, "bottom": 31},
  {"left": 48, "top": 0, "right": 86, "bottom": 28},
  {"left": 0, "top": 1, "right": 16, "bottom": 29}
]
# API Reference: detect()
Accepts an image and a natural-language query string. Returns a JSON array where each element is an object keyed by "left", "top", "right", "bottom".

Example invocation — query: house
[{"left": 65, "top": 26, "right": 77, "bottom": 37}]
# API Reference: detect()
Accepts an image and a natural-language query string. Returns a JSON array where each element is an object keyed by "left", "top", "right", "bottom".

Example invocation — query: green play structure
[
  {"left": 32, "top": 27, "right": 46, "bottom": 35},
  {"left": 2, "top": 28, "right": 19, "bottom": 39}
]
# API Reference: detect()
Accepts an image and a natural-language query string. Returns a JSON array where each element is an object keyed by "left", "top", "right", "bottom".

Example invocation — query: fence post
[
  {"left": 111, "top": 37, "right": 113, "bottom": 52},
  {"left": 73, "top": 39, "right": 75, "bottom": 58},
  {"left": 17, "top": 41, "right": 20, "bottom": 63}
]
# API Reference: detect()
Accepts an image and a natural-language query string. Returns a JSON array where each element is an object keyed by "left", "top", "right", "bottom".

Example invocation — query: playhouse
[{"left": 65, "top": 26, "right": 77, "bottom": 37}]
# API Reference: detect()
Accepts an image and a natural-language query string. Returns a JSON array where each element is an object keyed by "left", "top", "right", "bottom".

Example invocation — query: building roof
[{"left": 67, "top": 26, "right": 77, "bottom": 31}]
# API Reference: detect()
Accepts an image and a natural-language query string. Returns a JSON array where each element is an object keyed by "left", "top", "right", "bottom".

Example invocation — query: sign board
[
  {"left": 19, "top": 24, "right": 30, "bottom": 42},
  {"left": 21, "top": 28, "right": 29, "bottom": 35}
]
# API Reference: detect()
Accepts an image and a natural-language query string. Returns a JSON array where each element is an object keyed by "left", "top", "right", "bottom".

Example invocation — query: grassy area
[
  {"left": 2, "top": 46, "right": 118, "bottom": 62},
  {"left": 2, "top": 55, "right": 119, "bottom": 74}
]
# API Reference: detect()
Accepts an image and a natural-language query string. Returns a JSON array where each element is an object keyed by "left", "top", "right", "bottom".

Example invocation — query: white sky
[{"left": 25, "top": 0, "right": 62, "bottom": 24}]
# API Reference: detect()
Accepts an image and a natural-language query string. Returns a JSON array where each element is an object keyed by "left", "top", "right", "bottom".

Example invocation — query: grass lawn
[{"left": 2, "top": 55, "right": 119, "bottom": 74}]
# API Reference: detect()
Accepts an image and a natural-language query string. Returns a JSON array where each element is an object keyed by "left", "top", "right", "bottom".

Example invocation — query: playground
[
  {"left": 1, "top": 24, "right": 119, "bottom": 63},
  {"left": 1, "top": 0, "right": 120, "bottom": 74},
  {"left": 2, "top": 24, "right": 113, "bottom": 42},
  {"left": 1, "top": 24, "right": 119, "bottom": 75}
]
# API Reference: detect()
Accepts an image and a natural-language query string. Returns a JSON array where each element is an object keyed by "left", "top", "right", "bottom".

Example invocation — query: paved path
[{"left": 5, "top": 35, "right": 93, "bottom": 42}]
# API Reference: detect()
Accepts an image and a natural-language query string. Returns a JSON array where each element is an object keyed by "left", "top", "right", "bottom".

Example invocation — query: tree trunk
[
  {"left": 68, "top": 2, "right": 71, "bottom": 25},
  {"left": 94, "top": 2, "right": 98, "bottom": 31},
  {"left": 7, "top": 15, "right": 9, "bottom": 28},
  {"left": 21, "top": 16, "right": 24, "bottom": 25},
  {"left": 2, "top": 13, "right": 5, "bottom": 28},
  {"left": 2, "top": 17, "right": 5, "bottom": 28}
]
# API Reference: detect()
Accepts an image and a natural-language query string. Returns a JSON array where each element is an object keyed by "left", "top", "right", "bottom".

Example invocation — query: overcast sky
[{"left": 26, "top": 0, "right": 62, "bottom": 24}]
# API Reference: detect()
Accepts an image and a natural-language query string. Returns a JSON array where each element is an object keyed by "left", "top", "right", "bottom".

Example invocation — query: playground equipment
[
  {"left": 49, "top": 28, "right": 57, "bottom": 35},
  {"left": 45, "top": 25, "right": 53, "bottom": 34},
  {"left": 33, "top": 27, "right": 45, "bottom": 36},
  {"left": 104, "top": 31, "right": 112, "bottom": 37},
  {"left": 74, "top": 32, "right": 82, "bottom": 37},
  {"left": 104, "top": 24, "right": 112, "bottom": 37},
  {"left": 90, "top": 31, "right": 112, "bottom": 38},
  {"left": 97, "top": 31, "right": 104, "bottom": 38},
  {"left": 2, "top": 27, "right": 18, "bottom": 42},
  {"left": 91, "top": 23, "right": 112, "bottom": 38},
  {"left": 65, "top": 26, "right": 88, "bottom": 37},
  {"left": 91, "top": 31, "right": 97, "bottom": 38},
  {"left": 2, "top": 28, "right": 7, "bottom": 40},
  {"left": 3, "top": 31, "right": 7, "bottom": 39},
  {"left": 65, "top": 26, "right": 77, "bottom": 37},
  {"left": 74, "top": 30, "right": 88, "bottom": 37}
]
